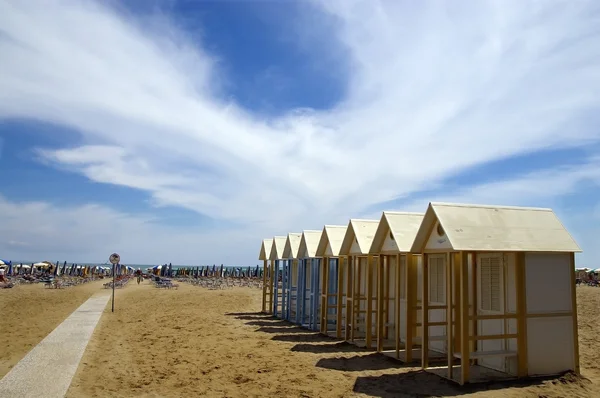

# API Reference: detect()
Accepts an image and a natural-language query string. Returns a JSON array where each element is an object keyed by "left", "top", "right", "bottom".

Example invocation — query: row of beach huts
[{"left": 258, "top": 202, "right": 582, "bottom": 385}]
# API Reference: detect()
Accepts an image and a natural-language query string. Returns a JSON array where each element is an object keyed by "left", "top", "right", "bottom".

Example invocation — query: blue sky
[{"left": 1, "top": 0, "right": 599, "bottom": 267}]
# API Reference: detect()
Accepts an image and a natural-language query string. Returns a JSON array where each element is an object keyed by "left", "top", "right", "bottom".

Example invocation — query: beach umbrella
[
  {"left": 7, "top": 261, "right": 12, "bottom": 276},
  {"left": 60, "top": 261, "right": 67, "bottom": 275},
  {"left": 220, "top": 264, "right": 224, "bottom": 278},
  {"left": 54, "top": 261, "right": 59, "bottom": 276}
]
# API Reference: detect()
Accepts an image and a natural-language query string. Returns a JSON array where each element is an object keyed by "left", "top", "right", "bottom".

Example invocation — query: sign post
[{"left": 109, "top": 253, "right": 120, "bottom": 313}]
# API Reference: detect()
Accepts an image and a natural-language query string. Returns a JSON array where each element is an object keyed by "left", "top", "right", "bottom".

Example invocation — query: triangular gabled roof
[
  {"left": 258, "top": 238, "right": 273, "bottom": 261},
  {"left": 410, "top": 202, "right": 582, "bottom": 253},
  {"left": 282, "top": 233, "right": 302, "bottom": 259},
  {"left": 315, "top": 225, "right": 347, "bottom": 257},
  {"left": 269, "top": 236, "right": 287, "bottom": 260},
  {"left": 297, "top": 230, "right": 323, "bottom": 258},
  {"left": 369, "top": 211, "right": 425, "bottom": 254},
  {"left": 339, "top": 219, "right": 379, "bottom": 256}
]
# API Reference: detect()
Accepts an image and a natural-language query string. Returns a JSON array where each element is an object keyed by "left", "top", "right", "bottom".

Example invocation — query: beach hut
[
  {"left": 315, "top": 225, "right": 348, "bottom": 338},
  {"left": 368, "top": 211, "right": 427, "bottom": 362},
  {"left": 296, "top": 230, "right": 323, "bottom": 330},
  {"left": 410, "top": 202, "right": 581, "bottom": 385},
  {"left": 269, "top": 236, "right": 287, "bottom": 318},
  {"left": 282, "top": 233, "right": 302, "bottom": 322},
  {"left": 338, "top": 219, "right": 380, "bottom": 348},
  {"left": 259, "top": 238, "right": 274, "bottom": 314}
]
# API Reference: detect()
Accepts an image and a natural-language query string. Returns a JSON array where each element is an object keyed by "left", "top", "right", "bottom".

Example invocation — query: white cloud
[
  {"left": 0, "top": 195, "right": 257, "bottom": 265},
  {"left": 1, "top": 0, "right": 600, "bottom": 262}
]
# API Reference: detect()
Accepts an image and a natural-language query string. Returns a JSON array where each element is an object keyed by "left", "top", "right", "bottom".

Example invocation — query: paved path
[{"left": 0, "top": 291, "right": 111, "bottom": 398}]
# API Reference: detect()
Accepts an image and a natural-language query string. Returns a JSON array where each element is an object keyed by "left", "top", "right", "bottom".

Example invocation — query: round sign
[{"left": 109, "top": 253, "right": 120, "bottom": 265}]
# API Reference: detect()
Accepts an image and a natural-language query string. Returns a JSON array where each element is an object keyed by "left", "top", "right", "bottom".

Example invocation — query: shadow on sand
[
  {"left": 316, "top": 353, "right": 410, "bottom": 372},
  {"left": 352, "top": 371, "right": 583, "bottom": 398},
  {"left": 271, "top": 332, "right": 335, "bottom": 343},
  {"left": 291, "top": 341, "right": 366, "bottom": 354}
]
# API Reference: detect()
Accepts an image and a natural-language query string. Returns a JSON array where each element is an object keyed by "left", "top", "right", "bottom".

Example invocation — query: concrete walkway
[{"left": 0, "top": 291, "right": 111, "bottom": 398}]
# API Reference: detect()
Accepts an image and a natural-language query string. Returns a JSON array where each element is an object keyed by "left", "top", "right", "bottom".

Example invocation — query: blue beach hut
[
  {"left": 282, "top": 233, "right": 302, "bottom": 322},
  {"left": 269, "top": 236, "right": 287, "bottom": 318},
  {"left": 315, "top": 225, "right": 348, "bottom": 338},
  {"left": 296, "top": 230, "right": 323, "bottom": 330}
]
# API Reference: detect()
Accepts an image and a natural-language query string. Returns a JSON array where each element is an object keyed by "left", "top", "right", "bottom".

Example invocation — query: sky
[{"left": 1, "top": 0, "right": 599, "bottom": 267}]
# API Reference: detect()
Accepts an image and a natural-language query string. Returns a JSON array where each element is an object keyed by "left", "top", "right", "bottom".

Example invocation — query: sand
[
  {"left": 63, "top": 282, "right": 599, "bottom": 398},
  {"left": 0, "top": 280, "right": 106, "bottom": 378}
]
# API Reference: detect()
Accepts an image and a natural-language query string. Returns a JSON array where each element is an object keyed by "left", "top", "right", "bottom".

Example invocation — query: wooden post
[
  {"left": 345, "top": 255, "right": 353, "bottom": 341},
  {"left": 446, "top": 252, "right": 453, "bottom": 380},
  {"left": 269, "top": 259, "right": 275, "bottom": 314},
  {"left": 336, "top": 257, "right": 344, "bottom": 338},
  {"left": 471, "top": 253, "right": 477, "bottom": 356},
  {"left": 515, "top": 251, "right": 528, "bottom": 377},
  {"left": 421, "top": 253, "right": 429, "bottom": 368},
  {"left": 320, "top": 256, "right": 328, "bottom": 334},
  {"left": 405, "top": 253, "right": 415, "bottom": 362},
  {"left": 569, "top": 252, "right": 580, "bottom": 374},
  {"left": 395, "top": 254, "right": 401, "bottom": 359},
  {"left": 453, "top": 253, "right": 462, "bottom": 353},
  {"left": 376, "top": 255, "right": 385, "bottom": 352},
  {"left": 459, "top": 251, "right": 470, "bottom": 385},
  {"left": 384, "top": 255, "right": 391, "bottom": 340},
  {"left": 366, "top": 255, "right": 374, "bottom": 348},
  {"left": 262, "top": 259, "right": 268, "bottom": 313}
]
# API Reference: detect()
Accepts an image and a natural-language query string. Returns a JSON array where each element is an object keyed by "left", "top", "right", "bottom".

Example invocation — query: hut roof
[
  {"left": 269, "top": 236, "right": 287, "bottom": 260},
  {"left": 339, "top": 219, "right": 379, "bottom": 255},
  {"left": 410, "top": 202, "right": 582, "bottom": 253},
  {"left": 283, "top": 233, "right": 303, "bottom": 259},
  {"left": 369, "top": 211, "right": 425, "bottom": 254},
  {"left": 315, "top": 225, "right": 348, "bottom": 257},
  {"left": 298, "top": 230, "right": 323, "bottom": 258},
  {"left": 258, "top": 238, "right": 273, "bottom": 261}
]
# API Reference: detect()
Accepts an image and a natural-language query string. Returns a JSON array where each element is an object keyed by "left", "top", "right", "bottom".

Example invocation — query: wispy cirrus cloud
[{"left": 1, "top": 0, "right": 600, "bottom": 263}]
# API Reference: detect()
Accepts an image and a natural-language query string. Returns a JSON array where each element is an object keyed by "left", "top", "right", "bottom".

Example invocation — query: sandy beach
[
  {"left": 49, "top": 282, "right": 598, "bottom": 398},
  {"left": 0, "top": 280, "right": 105, "bottom": 378}
]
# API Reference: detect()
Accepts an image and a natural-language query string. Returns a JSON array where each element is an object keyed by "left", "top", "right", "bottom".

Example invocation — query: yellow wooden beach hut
[
  {"left": 259, "top": 238, "right": 274, "bottom": 314},
  {"left": 315, "top": 225, "right": 348, "bottom": 338},
  {"left": 338, "top": 219, "right": 380, "bottom": 348},
  {"left": 297, "top": 230, "right": 323, "bottom": 330},
  {"left": 368, "top": 211, "right": 426, "bottom": 361},
  {"left": 282, "top": 232, "right": 302, "bottom": 323},
  {"left": 410, "top": 202, "right": 581, "bottom": 385},
  {"left": 269, "top": 236, "right": 287, "bottom": 318}
]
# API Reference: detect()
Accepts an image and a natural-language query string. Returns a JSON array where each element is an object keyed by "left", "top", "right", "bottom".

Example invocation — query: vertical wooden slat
[
  {"left": 446, "top": 252, "right": 453, "bottom": 380},
  {"left": 453, "top": 253, "right": 461, "bottom": 353},
  {"left": 471, "top": 253, "right": 477, "bottom": 356},
  {"left": 395, "top": 253, "right": 401, "bottom": 359},
  {"left": 405, "top": 253, "right": 415, "bottom": 362},
  {"left": 515, "top": 251, "right": 528, "bottom": 377},
  {"left": 336, "top": 257, "right": 344, "bottom": 338},
  {"left": 376, "top": 255, "right": 385, "bottom": 352},
  {"left": 366, "top": 255, "right": 374, "bottom": 348},
  {"left": 384, "top": 255, "right": 391, "bottom": 340},
  {"left": 459, "top": 251, "right": 470, "bottom": 385},
  {"left": 421, "top": 253, "right": 429, "bottom": 369},
  {"left": 569, "top": 252, "right": 580, "bottom": 374},
  {"left": 262, "top": 259, "right": 268, "bottom": 313},
  {"left": 320, "top": 256, "right": 328, "bottom": 334},
  {"left": 345, "top": 255, "right": 353, "bottom": 341}
]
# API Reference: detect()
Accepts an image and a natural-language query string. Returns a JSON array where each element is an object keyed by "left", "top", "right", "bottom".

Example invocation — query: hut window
[
  {"left": 429, "top": 256, "right": 445, "bottom": 304},
  {"left": 479, "top": 255, "right": 502, "bottom": 313}
]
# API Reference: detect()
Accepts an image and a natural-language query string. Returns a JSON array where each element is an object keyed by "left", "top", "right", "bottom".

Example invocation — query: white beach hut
[
  {"left": 368, "top": 211, "right": 427, "bottom": 361},
  {"left": 410, "top": 202, "right": 581, "bottom": 385},
  {"left": 338, "top": 219, "right": 379, "bottom": 348},
  {"left": 315, "top": 225, "right": 348, "bottom": 338},
  {"left": 259, "top": 238, "right": 274, "bottom": 314}
]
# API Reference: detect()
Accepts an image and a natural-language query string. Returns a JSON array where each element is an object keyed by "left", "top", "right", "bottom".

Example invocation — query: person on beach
[
  {"left": 0, "top": 267, "right": 6, "bottom": 282},
  {"left": 135, "top": 268, "right": 142, "bottom": 284}
]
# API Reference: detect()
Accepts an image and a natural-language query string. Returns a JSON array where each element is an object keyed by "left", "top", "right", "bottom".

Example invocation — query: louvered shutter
[{"left": 479, "top": 255, "right": 502, "bottom": 312}]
